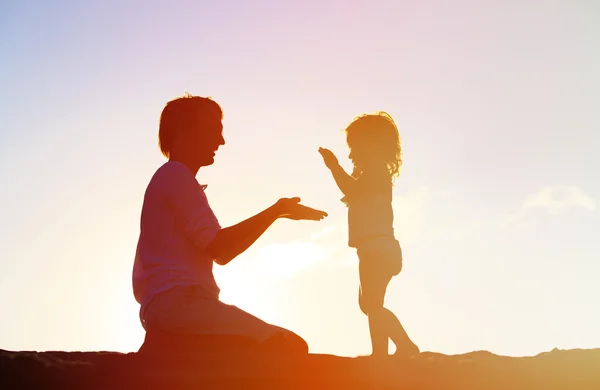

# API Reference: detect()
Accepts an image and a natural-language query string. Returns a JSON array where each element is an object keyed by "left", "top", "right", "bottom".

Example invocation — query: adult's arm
[
  {"left": 165, "top": 163, "right": 223, "bottom": 252},
  {"left": 206, "top": 203, "right": 280, "bottom": 266},
  {"left": 207, "top": 198, "right": 326, "bottom": 265},
  {"left": 166, "top": 163, "right": 326, "bottom": 266}
]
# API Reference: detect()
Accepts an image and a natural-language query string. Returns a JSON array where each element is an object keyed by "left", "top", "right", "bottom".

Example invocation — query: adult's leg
[
  {"left": 143, "top": 285, "right": 308, "bottom": 354},
  {"left": 259, "top": 328, "right": 309, "bottom": 354}
]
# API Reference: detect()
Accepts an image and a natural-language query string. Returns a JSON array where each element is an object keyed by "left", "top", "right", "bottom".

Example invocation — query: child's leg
[
  {"left": 358, "top": 250, "right": 419, "bottom": 357},
  {"left": 358, "top": 254, "right": 392, "bottom": 356},
  {"left": 385, "top": 308, "right": 419, "bottom": 356}
]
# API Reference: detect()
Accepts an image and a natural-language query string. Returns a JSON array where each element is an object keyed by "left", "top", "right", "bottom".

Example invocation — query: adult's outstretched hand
[{"left": 275, "top": 197, "right": 328, "bottom": 221}]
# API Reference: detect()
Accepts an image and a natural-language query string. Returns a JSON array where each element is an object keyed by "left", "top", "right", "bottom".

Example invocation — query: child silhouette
[{"left": 319, "top": 112, "right": 419, "bottom": 358}]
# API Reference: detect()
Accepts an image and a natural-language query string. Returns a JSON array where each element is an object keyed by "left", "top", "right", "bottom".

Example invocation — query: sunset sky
[{"left": 1, "top": 1, "right": 598, "bottom": 357}]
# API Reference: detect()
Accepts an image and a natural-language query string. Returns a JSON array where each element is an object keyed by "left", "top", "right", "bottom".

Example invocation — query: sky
[{"left": 0, "top": 0, "right": 599, "bottom": 357}]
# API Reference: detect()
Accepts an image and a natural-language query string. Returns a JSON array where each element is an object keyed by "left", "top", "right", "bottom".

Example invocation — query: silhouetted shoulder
[
  {"left": 143, "top": 161, "right": 207, "bottom": 207},
  {"left": 154, "top": 161, "right": 195, "bottom": 180},
  {"left": 149, "top": 161, "right": 198, "bottom": 189}
]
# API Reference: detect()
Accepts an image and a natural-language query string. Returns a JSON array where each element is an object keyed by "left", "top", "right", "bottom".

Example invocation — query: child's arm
[
  {"left": 319, "top": 147, "right": 358, "bottom": 196},
  {"left": 328, "top": 163, "right": 358, "bottom": 196}
]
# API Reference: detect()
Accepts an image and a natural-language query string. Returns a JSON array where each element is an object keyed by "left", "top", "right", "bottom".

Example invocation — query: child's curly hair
[{"left": 344, "top": 111, "right": 403, "bottom": 179}]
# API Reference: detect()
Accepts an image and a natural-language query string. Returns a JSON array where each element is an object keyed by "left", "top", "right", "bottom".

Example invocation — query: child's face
[
  {"left": 348, "top": 136, "right": 386, "bottom": 171},
  {"left": 348, "top": 140, "right": 372, "bottom": 170}
]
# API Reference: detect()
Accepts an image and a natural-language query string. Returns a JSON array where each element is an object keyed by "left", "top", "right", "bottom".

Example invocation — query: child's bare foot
[{"left": 393, "top": 342, "right": 420, "bottom": 358}]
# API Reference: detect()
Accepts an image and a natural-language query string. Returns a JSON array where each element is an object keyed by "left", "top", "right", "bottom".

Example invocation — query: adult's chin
[{"left": 199, "top": 155, "right": 215, "bottom": 167}]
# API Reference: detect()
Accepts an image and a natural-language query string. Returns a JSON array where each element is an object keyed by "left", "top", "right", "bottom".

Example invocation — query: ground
[{"left": 1, "top": 347, "right": 599, "bottom": 389}]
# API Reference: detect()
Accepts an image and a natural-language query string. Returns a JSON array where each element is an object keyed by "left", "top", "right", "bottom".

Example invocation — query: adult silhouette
[{"left": 133, "top": 94, "right": 327, "bottom": 354}]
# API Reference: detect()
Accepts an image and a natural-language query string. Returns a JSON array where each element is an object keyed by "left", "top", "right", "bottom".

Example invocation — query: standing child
[{"left": 318, "top": 112, "right": 419, "bottom": 358}]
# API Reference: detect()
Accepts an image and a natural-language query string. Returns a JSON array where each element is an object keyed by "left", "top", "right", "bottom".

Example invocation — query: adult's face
[{"left": 187, "top": 113, "right": 225, "bottom": 167}]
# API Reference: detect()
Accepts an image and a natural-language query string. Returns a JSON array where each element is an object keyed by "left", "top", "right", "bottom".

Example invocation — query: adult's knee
[{"left": 260, "top": 330, "right": 309, "bottom": 355}]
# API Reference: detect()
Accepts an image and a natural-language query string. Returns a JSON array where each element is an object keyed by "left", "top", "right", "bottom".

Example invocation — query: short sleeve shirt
[{"left": 132, "top": 161, "right": 221, "bottom": 320}]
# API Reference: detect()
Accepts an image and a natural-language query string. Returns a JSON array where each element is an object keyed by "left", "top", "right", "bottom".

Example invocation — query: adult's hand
[
  {"left": 208, "top": 198, "right": 326, "bottom": 266},
  {"left": 275, "top": 197, "right": 328, "bottom": 221}
]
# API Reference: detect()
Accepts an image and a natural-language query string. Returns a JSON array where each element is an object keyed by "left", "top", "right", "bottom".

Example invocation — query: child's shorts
[{"left": 356, "top": 237, "right": 403, "bottom": 276}]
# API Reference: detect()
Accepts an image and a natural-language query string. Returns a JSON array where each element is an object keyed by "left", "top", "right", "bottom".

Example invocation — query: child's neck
[{"left": 362, "top": 161, "right": 387, "bottom": 173}]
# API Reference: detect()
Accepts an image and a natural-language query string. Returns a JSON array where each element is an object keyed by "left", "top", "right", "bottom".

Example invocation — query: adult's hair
[{"left": 158, "top": 94, "right": 223, "bottom": 158}]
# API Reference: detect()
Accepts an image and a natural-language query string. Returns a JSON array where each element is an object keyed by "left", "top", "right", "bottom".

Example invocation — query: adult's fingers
[
  {"left": 279, "top": 197, "right": 301, "bottom": 206},
  {"left": 291, "top": 204, "right": 328, "bottom": 220}
]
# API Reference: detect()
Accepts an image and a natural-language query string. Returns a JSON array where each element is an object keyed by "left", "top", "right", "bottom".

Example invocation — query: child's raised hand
[{"left": 318, "top": 147, "right": 339, "bottom": 170}]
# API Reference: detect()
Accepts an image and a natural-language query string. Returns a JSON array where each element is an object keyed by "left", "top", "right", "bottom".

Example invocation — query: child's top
[
  {"left": 132, "top": 161, "right": 222, "bottom": 324},
  {"left": 341, "top": 165, "right": 395, "bottom": 248}
]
